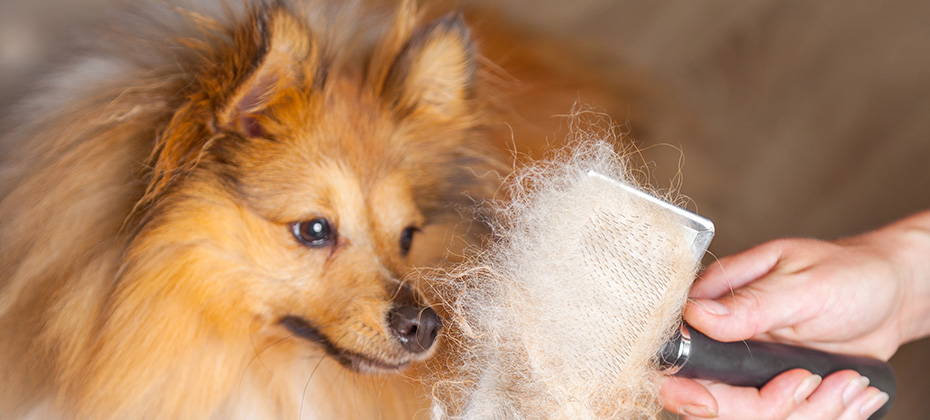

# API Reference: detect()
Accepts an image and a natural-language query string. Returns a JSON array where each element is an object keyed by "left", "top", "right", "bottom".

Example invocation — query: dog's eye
[
  {"left": 399, "top": 226, "right": 420, "bottom": 256},
  {"left": 292, "top": 218, "right": 336, "bottom": 247}
]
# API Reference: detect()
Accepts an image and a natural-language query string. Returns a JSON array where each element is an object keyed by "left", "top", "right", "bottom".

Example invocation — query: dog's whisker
[{"left": 299, "top": 351, "right": 329, "bottom": 420}]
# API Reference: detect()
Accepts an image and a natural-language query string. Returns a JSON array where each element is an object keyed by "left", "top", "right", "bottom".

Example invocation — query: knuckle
[
  {"left": 734, "top": 287, "right": 766, "bottom": 335},
  {"left": 765, "top": 238, "right": 798, "bottom": 254}
]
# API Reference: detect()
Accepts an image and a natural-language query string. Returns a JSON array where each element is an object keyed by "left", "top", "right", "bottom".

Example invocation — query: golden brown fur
[{"left": 0, "top": 1, "right": 496, "bottom": 418}]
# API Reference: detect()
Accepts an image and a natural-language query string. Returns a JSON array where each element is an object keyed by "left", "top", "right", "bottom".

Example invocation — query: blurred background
[{"left": 2, "top": 0, "right": 927, "bottom": 418}]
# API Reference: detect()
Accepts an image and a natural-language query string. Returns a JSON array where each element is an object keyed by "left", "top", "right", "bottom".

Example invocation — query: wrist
[{"left": 880, "top": 211, "right": 930, "bottom": 345}]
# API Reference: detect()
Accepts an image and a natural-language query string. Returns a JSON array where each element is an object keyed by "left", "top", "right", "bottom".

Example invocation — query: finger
[
  {"left": 787, "top": 370, "right": 864, "bottom": 420},
  {"left": 699, "top": 369, "right": 817, "bottom": 420},
  {"left": 685, "top": 270, "right": 823, "bottom": 342},
  {"left": 691, "top": 240, "right": 789, "bottom": 299},
  {"left": 659, "top": 376, "right": 719, "bottom": 418},
  {"left": 838, "top": 387, "right": 890, "bottom": 420}
]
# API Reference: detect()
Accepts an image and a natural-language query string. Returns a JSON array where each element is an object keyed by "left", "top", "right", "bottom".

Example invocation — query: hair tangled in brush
[{"left": 428, "top": 111, "right": 699, "bottom": 419}]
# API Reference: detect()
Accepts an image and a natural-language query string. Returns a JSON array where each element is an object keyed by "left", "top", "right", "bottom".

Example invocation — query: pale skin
[{"left": 660, "top": 210, "right": 930, "bottom": 420}]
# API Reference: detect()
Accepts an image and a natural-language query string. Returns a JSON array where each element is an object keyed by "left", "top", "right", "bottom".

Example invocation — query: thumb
[{"left": 684, "top": 274, "right": 818, "bottom": 342}]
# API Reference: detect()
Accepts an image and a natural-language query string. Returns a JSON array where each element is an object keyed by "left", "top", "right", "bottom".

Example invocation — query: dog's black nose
[{"left": 389, "top": 306, "right": 442, "bottom": 353}]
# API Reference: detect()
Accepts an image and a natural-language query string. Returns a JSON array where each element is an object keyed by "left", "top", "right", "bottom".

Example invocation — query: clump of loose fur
[{"left": 428, "top": 113, "right": 698, "bottom": 419}]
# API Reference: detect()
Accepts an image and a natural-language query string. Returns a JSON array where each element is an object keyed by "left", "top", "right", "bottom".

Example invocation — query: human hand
[
  {"left": 661, "top": 368, "right": 887, "bottom": 420},
  {"left": 660, "top": 211, "right": 930, "bottom": 419}
]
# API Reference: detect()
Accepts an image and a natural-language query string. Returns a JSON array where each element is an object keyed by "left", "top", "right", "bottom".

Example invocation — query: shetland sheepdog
[{"left": 0, "top": 1, "right": 497, "bottom": 418}]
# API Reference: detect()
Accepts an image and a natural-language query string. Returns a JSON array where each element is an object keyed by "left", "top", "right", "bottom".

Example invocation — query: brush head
[
  {"left": 586, "top": 170, "right": 714, "bottom": 264},
  {"left": 430, "top": 139, "right": 712, "bottom": 419}
]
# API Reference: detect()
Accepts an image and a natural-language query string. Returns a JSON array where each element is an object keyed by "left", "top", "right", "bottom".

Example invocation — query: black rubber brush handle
[{"left": 660, "top": 324, "right": 896, "bottom": 420}]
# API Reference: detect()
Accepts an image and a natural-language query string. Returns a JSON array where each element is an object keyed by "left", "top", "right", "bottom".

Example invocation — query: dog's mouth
[{"left": 280, "top": 316, "right": 410, "bottom": 373}]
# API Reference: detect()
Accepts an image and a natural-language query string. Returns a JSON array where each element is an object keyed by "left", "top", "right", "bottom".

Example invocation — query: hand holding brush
[{"left": 661, "top": 210, "right": 930, "bottom": 420}]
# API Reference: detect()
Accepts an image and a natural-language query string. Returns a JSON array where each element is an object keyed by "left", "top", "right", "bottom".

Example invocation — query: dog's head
[{"left": 122, "top": 4, "right": 491, "bottom": 373}]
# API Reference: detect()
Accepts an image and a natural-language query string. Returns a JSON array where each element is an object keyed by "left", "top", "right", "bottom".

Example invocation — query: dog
[{"left": 0, "top": 1, "right": 497, "bottom": 418}]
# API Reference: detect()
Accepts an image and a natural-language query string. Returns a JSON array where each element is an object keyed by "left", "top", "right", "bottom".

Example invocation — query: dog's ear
[
  {"left": 146, "top": 6, "right": 322, "bottom": 203},
  {"left": 381, "top": 14, "right": 476, "bottom": 120},
  {"left": 215, "top": 6, "right": 322, "bottom": 138}
]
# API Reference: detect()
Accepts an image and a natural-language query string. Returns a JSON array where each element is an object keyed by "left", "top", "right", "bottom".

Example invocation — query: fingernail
[
  {"left": 842, "top": 376, "right": 870, "bottom": 406},
  {"left": 692, "top": 298, "right": 729, "bottom": 315},
  {"left": 860, "top": 391, "right": 889, "bottom": 418},
  {"left": 793, "top": 374, "right": 822, "bottom": 403},
  {"left": 679, "top": 404, "right": 719, "bottom": 418}
]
